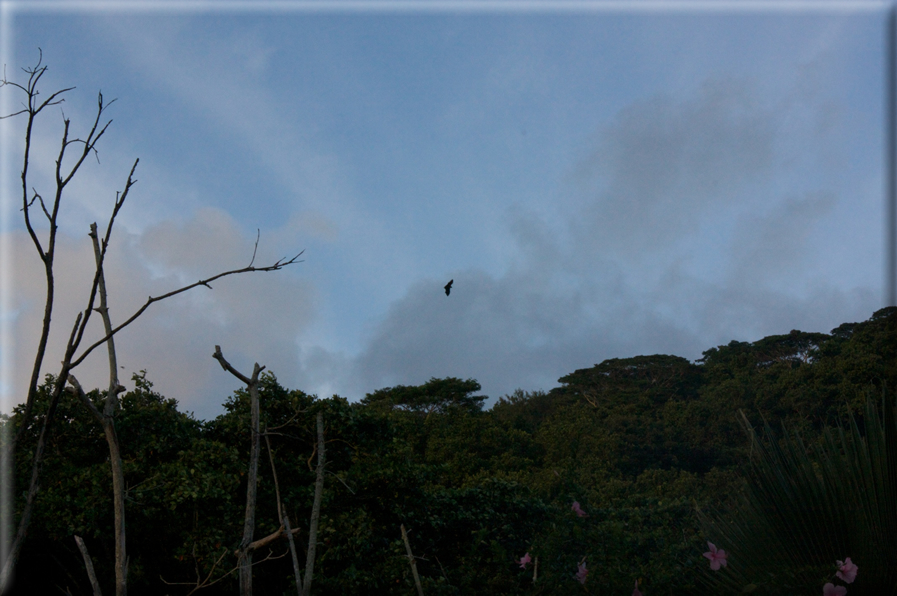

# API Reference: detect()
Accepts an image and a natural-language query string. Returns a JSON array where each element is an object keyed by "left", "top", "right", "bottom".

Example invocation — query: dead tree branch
[
  {"left": 212, "top": 347, "right": 263, "bottom": 596},
  {"left": 160, "top": 547, "right": 287, "bottom": 596},
  {"left": 401, "top": 524, "right": 425, "bottom": 596},
  {"left": 159, "top": 547, "right": 231, "bottom": 595},
  {"left": 4, "top": 54, "right": 122, "bottom": 464},
  {"left": 284, "top": 514, "right": 304, "bottom": 596},
  {"left": 85, "top": 220, "right": 129, "bottom": 595},
  {"left": 0, "top": 52, "right": 304, "bottom": 592},
  {"left": 72, "top": 250, "right": 302, "bottom": 370},
  {"left": 73, "top": 535, "right": 103, "bottom": 596},
  {"left": 241, "top": 525, "right": 303, "bottom": 555}
]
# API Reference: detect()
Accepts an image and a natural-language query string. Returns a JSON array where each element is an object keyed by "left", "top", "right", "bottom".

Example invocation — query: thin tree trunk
[
  {"left": 212, "top": 347, "right": 263, "bottom": 596},
  {"left": 240, "top": 367, "right": 261, "bottom": 596},
  {"left": 89, "top": 222, "right": 129, "bottom": 596},
  {"left": 67, "top": 376, "right": 128, "bottom": 595},
  {"left": 102, "top": 421, "right": 127, "bottom": 596},
  {"left": 264, "top": 431, "right": 304, "bottom": 596},
  {"left": 74, "top": 535, "right": 103, "bottom": 596},
  {"left": 284, "top": 514, "right": 304, "bottom": 596},
  {"left": 302, "top": 412, "right": 325, "bottom": 596},
  {"left": 401, "top": 524, "right": 424, "bottom": 596}
]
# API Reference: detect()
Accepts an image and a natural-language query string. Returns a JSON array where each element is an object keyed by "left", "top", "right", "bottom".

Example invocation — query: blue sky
[{"left": 0, "top": 1, "right": 888, "bottom": 422}]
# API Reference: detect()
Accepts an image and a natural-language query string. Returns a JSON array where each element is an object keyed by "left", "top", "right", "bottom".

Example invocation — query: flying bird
[{"left": 444, "top": 279, "right": 453, "bottom": 296}]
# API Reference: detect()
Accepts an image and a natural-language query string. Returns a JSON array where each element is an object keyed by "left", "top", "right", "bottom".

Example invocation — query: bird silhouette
[{"left": 444, "top": 279, "right": 453, "bottom": 296}]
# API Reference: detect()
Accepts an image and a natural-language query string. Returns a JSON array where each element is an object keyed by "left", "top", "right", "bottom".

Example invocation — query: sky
[{"left": 0, "top": 1, "right": 890, "bottom": 423}]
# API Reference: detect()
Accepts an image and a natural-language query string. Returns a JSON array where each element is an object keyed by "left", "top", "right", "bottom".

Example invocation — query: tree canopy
[{"left": 3, "top": 307, "right": 895, "bottom": 595}]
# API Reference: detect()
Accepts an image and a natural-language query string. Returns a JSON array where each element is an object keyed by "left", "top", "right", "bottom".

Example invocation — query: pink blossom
[
  {"left": 823, "top": 583, "right": 847, "bottom": 596},
  {"left": 517, "top": 552, "right": 532, "bottom": 569},
  {"left": 575, "top": 561, "right": 588, "bottom": 584},
  {"left": 702, "top": 541, "right": 727, "bottom": 570},
  {"left": 836, "top": 557, "right": 858, "bottom": 584},
  {"left": 572, "top": 501, "right": 588, "bottom": 518},
  {"left": 632, "top": 578, "right": 643, "bottom": 596}
]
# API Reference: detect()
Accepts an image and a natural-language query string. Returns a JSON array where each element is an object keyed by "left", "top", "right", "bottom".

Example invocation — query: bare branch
[
  {"left": 65, "top": 374, "right": 101, "bottom": 422},
  {"left": 160, "top": 543, "right": 293, "bottom": 594},
  {"left": 262, "top": 409, "right": 305, "bottom": 433},
  {"left": 159, "top": 547, "right": 234, "bottom": 595},
  {"left": 88, "top": 221, "right": 126, "bottom": 414},
  {"left": 306, "top": 445, "right": 317, "bottom": 472},
  {"left": 212, "top": 346, "right": 265, "bottom": 387},
  {"left": 249, "top": 229, "right": 260, "bottom": 268},
  {"left": 4, "top": 52, "right": 119, "bottom": 459},
  {"left": 259, "top": 430, "right": 304, "bottom": 441},
  {"left": 435, "top": 555, "right": 453, "bottom": 587},
  {"left": 1, "top": 51, "right": 73, "bottom": 120},
  {"left": 84, "top": 221, "right": 131, "bottom": 596},
  {"left": 243, "top": 525, "right": 303, "bottom": 555},
  {"left": 66, "top": 160, "right": 137, "bottom": 379},
  {"left": 60, "top": 92, "right": 117, "bottom": 166},
  {"left": 57, "top": 91, "right": 115, "bottom": 189},
  {"left": 23, "top": 189, "right": 52, "bottom": 222},
  {"left": 327, "top": 470, "right": 356, "bottom": 495},
  {"left": 283, "top": 514, "right": 304, "bottom": 596},
  {"left": 72, "top": 251, "right": 303, "bottom": 369},
  {"left": 216, "top": 348, "right": 265, "bottom": 596},
  {"left": 1, "top": 52, "right": 304, "bottom": 591},
  {"left": 73, "top": 536, "right": 103, "bottom": 596},
  {"left": 264, "top": 430, "right": 284, "bottom": 523},
  {"left": 262, "top": 425, "right": 308, "bottom": 594},
  {"left": 401, "top": 524, "right": 425, "bottom": 596}
]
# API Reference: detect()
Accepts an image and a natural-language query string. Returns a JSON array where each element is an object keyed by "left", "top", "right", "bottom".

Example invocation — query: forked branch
[
  {"left": 71, "top": 250, "right": 303, "bottom": 370},
  {"left": 160, "top": 547, "right": 288, "bottom": 596}
]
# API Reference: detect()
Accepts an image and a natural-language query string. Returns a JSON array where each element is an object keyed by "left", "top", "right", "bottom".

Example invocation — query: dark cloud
[
  {"left": 572, "top": 77, "right": 779, "bottom": 259},
  {"left": 317, "top": 75, "right": 877, "bottom": 405},
  {"left": 729, "top": 191, "right": 838, "bottom": 287}
]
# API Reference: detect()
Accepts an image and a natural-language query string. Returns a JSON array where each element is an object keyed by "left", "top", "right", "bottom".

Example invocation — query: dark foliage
[{"left": 3, "top": 308, "right": 894, "bottom": 595}]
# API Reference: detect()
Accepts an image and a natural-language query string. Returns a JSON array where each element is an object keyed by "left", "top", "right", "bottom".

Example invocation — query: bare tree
[
  {"left": 160, "top": 472, "right": 307, "bottom": 596},
  {"left": 64, "top": 222, "right": 130, "bottom": 595},
  {"left": 0, "top": 52, "right": 303, "bottom": 594},
  {"left": 212, "top": 346, "right": 263, "bottom": 596},
  {"left": 159, "top": 364, "right": 323, "bottom": 596}
]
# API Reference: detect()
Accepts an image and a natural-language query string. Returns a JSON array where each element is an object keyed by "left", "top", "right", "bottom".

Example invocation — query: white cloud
[{"left": 5, "top": 206, "right": 315, "bottom": 422}]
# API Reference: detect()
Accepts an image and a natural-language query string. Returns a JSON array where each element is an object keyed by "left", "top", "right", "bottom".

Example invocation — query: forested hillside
[{"left": 4, "top": 307, "right": 895, "bottom": 595}]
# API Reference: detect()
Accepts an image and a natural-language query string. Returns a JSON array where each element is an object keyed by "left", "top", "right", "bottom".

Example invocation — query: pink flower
[
  {"left": 702, "top": 541, "right": 727, "bottom": 570},
  {"left": 517, "top": 552, "right": 531, "bottom": 569},
  {"left": 823, "top": 583, "right": 847, "bottom": 596},
  {"left": 633, "top": 578, "right": 643, "bottom": 596},
  {"left": 575, "top": 561, "right": 588, "bottom": 584},
  {"left": 572, "top": 501, "right": 588, "bottom": 518},
  {"left": 836, "top": 558, "right": 858, "bottom": 584}
]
